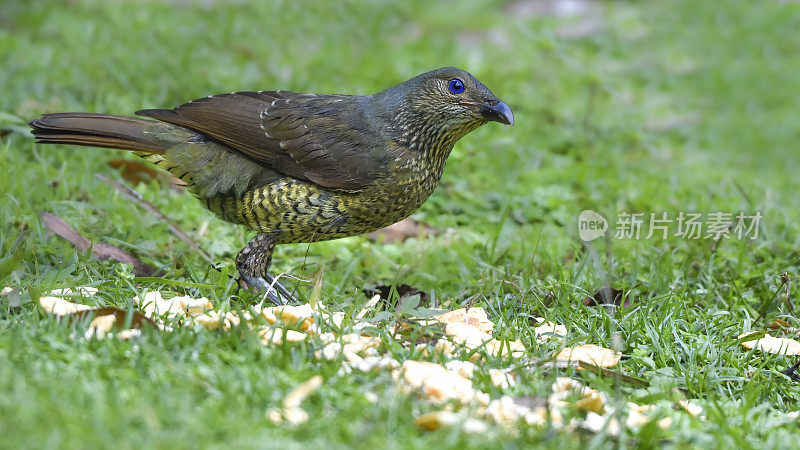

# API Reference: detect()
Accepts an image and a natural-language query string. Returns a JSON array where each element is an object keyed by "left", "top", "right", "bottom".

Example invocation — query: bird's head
[
  {"left": 374, "top": 67, "right": 513, "bottom": 151},
  {"left": 407, "top": 67, "right": 513, "bottom": 127}
]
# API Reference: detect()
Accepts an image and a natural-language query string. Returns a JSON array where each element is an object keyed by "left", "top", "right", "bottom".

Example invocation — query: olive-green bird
[{"left": 29, "top": 67, "right": 514, "bottom": 305}]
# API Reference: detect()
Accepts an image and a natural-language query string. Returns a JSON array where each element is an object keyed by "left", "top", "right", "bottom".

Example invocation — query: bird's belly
[{"left": 203, "top": 175, "right": 439, "bottom": 244}]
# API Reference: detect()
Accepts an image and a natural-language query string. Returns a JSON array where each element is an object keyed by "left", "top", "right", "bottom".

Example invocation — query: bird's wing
[{"left": 136, "top": 91, "right": 383, "bottom": 191}]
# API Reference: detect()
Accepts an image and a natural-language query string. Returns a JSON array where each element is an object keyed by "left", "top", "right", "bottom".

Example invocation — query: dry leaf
[
  {"left": 69, "top": 307, "right": 157, "bottom": 330},
  {"left": 40, "top": 295, "right": 156, "bottom": 337},
  {"left": 308, "top": 269, "right": 324, "bottom": 309},
  {"left": 40, "top": 212, "right": 159, "bottom": 276},
  {"left": 739, "top": 332, "right": 800, "bottom": 355},
  {"left": 367, "top": 218, "right": 439, "bottom": 244},
  {"left": 555, "top": 345, "right": 621, "bottom": 368},
  {"left": 766, "top": 318, "right": 791, "bottom": 330},
  {"left": 108, "top": 159, "right": 185, "bottom": 190}
]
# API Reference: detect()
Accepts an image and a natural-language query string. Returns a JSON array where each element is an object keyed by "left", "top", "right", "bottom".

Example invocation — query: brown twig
[
  {"left": 40, "top": 212, "right": 160, "bottom": 277},
  {"left": 96, "top": 174, "right": 213, "bottom": 264}
]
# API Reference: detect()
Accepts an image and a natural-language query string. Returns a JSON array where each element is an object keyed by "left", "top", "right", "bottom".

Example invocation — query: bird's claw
[{"left": 240, "top": 273, "right": 298, "bottom": 306}]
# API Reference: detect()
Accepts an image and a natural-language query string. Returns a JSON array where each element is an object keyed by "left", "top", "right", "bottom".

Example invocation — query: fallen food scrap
[
  {"left": 367, "top": 218, "right": 439, "bottom": 244},
  {"left": 437, "top": 307, "right": 494, "bottom": 334},
  {"left": 532, "top": 317, "right": 568, "bottom": 342},
  {"left": 266, "top": 375, "right": 324, "bottom": 426},
  {"left": 395, "top": 360, "right": 488, "bottom": 405},
  {"left": 555, "top": 344, "right": 622, "bottom": 368},
  {"left": 414, "top": 410, "right": 489, "bottom": 433},
  {"left": 134, "top": 290, "right": 213, "bottom": 318},
  {"left": 41, "top": 287, "right": 692, "bottom": 437},
  {"left": 39, "top": 296, "right": 94, "bottom": 315},
  {"left": 39, "top": 288, "right": 156, "bottom": 337},
  {"left": 739, "top": 332, "right": 800, "bottom": 356}
]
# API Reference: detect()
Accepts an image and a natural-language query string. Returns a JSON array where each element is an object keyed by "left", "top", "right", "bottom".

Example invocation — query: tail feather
[{"left": 29, "top": 113, "right": 166, "bottom": 154}]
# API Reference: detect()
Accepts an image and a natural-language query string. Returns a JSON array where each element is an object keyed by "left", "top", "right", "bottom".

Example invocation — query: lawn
[{"left": 2, "top": 0, "right": 800, "bottom": 448}]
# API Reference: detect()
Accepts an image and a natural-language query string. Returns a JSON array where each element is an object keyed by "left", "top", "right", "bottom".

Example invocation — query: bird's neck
[{"left": 390, "top": 105, "right": 479, "bottom": 163}]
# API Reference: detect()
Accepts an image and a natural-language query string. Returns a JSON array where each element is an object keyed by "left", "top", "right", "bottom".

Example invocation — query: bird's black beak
[{"left": 481, "top": 100, "right": 514, "bottom": 126}]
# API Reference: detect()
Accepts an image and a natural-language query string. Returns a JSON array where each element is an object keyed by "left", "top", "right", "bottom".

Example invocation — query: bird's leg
[{"left": 235, "top": 233, "right": 297, "bottom": 306}]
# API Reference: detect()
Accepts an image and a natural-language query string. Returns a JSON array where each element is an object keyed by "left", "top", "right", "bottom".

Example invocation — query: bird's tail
[{"left": 28, "top": 113, "right": 167, "bottom": 154}]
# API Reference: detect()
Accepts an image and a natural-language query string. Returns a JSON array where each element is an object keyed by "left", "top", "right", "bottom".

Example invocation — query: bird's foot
[{"left": 240, "top": 272, "right": 298, "bottom": 306}]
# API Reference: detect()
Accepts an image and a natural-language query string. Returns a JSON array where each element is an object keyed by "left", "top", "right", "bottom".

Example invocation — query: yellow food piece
[
  {"left": 259, "top": 327, "right": 308, "bottom": 345},
  {"left": 739, "top": 332, "right": 800, "bottom": 355},
  {"left": 555, "top": 344, "right": 621, "bottom": 368},
  {"left": 263, "top": 304, "right": 315, "bottom": 330},
  {"left": 283, "top": 375, "right": 324, "bottom": 409},
  {"left": 396, "top": 360, "right": 478, "bottom": 404},
  {"left": 437, "top": 307, "right": 493, "bottom": 333},
  {"left": 39, "top": 296, "right": 94, "bottom": 316},
  {"left": 489, "top": 368, "right": 516, "bottom": 389},
  {"left": 532, "top": 318, "right": 567, "bottom": 342}
]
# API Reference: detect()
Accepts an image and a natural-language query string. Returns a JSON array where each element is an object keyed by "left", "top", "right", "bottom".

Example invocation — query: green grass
[{"left": 3, "top": 0, "right": 800, "bottom": 447}]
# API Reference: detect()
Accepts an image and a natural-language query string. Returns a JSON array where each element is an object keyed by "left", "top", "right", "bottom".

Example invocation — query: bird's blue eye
[{"left": 448, "top": 78, "right": 465, "bottom": 94}]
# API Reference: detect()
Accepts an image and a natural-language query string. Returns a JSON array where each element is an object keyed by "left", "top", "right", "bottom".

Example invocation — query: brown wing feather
[{"left": 136, "top": 91, "right": 384, "bottom": 190}]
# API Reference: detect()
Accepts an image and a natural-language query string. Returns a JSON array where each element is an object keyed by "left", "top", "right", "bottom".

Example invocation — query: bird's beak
[{"left": 481, "top": 100, "right": 514, "bottom": 126}]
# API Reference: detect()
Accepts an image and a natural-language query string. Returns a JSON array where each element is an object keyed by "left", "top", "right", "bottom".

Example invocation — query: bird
[{"left": 29, "top": 67, "right": 514, "bottom": 305}]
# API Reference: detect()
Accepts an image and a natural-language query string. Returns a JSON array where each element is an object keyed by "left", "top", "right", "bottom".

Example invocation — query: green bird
[{"left": 29, "top": 67, "right": 514, "bottom": 305}]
